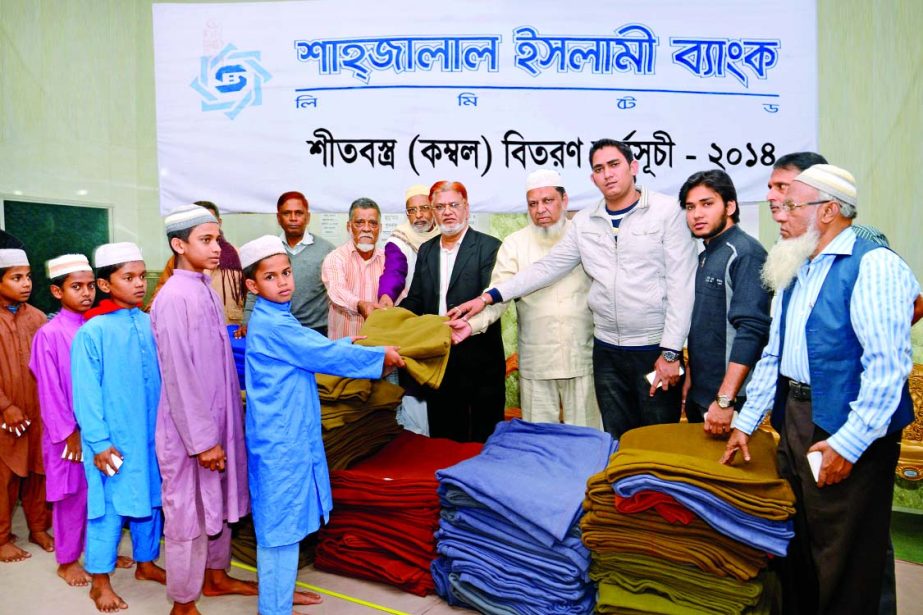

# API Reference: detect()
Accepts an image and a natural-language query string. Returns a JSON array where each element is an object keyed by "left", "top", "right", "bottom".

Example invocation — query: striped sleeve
[
  {"left": 733, "top": 293, "right": 783, "bottom": 435},
  {"left": 827, "top": 249, "right": 920, "bottom": 463}
]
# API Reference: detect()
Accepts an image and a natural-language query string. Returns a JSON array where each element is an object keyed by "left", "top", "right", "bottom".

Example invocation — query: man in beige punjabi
[{"left": 450, "top": 169, "right": 600, "bottom": 428}]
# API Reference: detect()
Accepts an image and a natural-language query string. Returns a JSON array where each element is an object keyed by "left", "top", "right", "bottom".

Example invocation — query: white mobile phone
[{"left": 645, "top": 365, "right": 685, "bottom": 387}]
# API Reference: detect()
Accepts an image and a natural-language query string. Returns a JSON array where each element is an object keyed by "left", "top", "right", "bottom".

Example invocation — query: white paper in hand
[{"left": 807, "top": 451, "right": 823, "bottom": 482}]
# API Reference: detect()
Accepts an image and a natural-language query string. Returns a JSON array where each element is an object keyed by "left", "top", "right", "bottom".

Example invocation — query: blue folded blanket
[
  {"left": 436, "top": 420, "right": 615, "bottom": 546},
  {"left": 440, "top": 505, "right": 590, "bottom": 571},
  {"left": 432, "top": 555, "right": 596, "bottom": 615}
]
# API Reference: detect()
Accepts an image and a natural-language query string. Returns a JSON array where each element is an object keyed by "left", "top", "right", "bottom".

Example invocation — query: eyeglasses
[
  {"left": 406, "top": 205, "right": 432, "bottom": 215},
  {"left": 433, "top": 202, "right": 464, "bottom": 213},
  {"left": 768, "top": 199, "right": 829, "bottom": 214}
]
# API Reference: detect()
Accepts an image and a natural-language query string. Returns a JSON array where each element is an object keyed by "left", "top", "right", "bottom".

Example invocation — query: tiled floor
[{"left": 4, "top": 505, "right": 922, "bottom": 614}]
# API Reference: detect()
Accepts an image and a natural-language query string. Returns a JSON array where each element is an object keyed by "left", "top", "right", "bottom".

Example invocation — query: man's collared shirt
[
  {"left": 438, "top": 226, "right": 469, "bottom": 316},
  {"left": 321, "top": 241, "right": 384, "bottom": 339},
  {"left": 280, "top": 231, "right": 315, "bottom": 256}
]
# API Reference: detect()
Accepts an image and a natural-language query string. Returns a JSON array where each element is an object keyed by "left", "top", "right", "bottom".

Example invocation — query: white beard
[
  {"left": 761, "top": 225, "right": 821, "bottom": 292},
  {"left": 439, "top": 222, "right": 465, "bottom": 237},
  {"left": 356, "top": 242, "right": 375, "bottom": 253},
  {"left": 529, "top": 216, "right": 567, "bottom": 247},
  {"left": 412, "top": 220, "right": 435, "bottom": 233}
]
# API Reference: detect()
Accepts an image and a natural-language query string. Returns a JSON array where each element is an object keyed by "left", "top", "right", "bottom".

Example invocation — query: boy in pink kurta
[
  {"left": 150, "top": 205, "right": 253, "bottom": 614},
  {"left": 29, "top": 254, "right": 97, "bottom": 585}
]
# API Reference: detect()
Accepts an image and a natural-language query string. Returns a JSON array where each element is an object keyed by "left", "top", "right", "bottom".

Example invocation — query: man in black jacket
[{"left": 401, "top": 181, "right": 505, "bottom": 442}]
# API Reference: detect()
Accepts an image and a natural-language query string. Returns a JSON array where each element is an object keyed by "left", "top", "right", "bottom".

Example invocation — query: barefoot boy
[
  {"left": 72, "top": 242, "right": 166, "bottom": 611},
  {"left": 29, "top": 254, "right": 96, "bottom": 585},
  {"left": 239, "top": 235, "right": 404, "bottom": 615},
  {"left": 150, "top": 205, "right": 253, "bottom": 614},
  {"left": 0, "top": 248, "right": 52, "bottom": 563}
]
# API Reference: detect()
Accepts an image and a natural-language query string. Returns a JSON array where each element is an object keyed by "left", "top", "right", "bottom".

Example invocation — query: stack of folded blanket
[
  {"left": 314, "top": 431, "right": 482, "bottom": 595},
  {"left": 434, "top": 420, "right": 615, "bottom": 613},
  {"left": 317, "top": 374, "right": 405, "bottom": 471},
  {"left": 582, "top": 423, "right": 795, "bottom": 614}
]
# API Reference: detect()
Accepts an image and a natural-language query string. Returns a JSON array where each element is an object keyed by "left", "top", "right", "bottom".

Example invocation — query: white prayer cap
[
  {"left": 164, "top": 204, "right": 218, "bottom": 234},
  {"left": 525, "top": 169, "right": 564, "bottom": 192},
  {"left": 0, "top": 249, "right": 29, "bottom": 268},
  {"left": 94, "top": 242, "right": 143, "bottom": 268},
  {"left": 794, "top": 164, "right": 857, "bottom": 207},
  {"left": 240, "top": 235, "right": 286, "bottom": 270},
  {"left": 404, "top": 184, "right": 430, "bottom": 202},
  {"left": 46, "top": 254, "right": 92, "bottom": 279}
]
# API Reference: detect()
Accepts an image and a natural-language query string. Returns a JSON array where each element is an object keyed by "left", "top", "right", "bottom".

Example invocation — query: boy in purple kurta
[
  {"left": 150, "top": 205, "right": 254, "bottom": 615},
  {"left": 29, "top": 254, "right": 97, "bottom": 586}
]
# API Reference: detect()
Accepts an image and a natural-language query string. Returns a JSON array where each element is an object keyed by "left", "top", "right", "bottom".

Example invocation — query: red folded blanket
[{"left": 615, "top": 490, "right": 696, "bottom": 525}]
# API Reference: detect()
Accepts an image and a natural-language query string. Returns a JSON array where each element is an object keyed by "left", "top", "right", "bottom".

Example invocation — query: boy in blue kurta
[
  {"left": 239, "top": 235, "right": 404, "bottom": 615},
  {"left": 71, "top": 242, "right": 166, "bottom": 612}
]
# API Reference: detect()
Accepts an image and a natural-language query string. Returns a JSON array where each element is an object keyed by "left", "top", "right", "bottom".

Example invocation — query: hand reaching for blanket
[{"left": 446, "top": 319, "right": 472, "bottom": 345}]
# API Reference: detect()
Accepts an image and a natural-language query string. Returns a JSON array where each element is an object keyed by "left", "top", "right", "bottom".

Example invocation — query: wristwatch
[
  {"left": 715, "top": 393, "right": 733, "bottom": 409},
  {"left": 661, "top": 349, "right": 680, "bottom": 363}
]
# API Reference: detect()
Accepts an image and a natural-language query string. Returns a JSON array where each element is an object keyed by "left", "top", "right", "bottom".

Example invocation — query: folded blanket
[
  {"left": 591, "top": 551, "right": 764, "bottom": 615},
  {"left": 316, "top": 374, "right": 371, "bottom": 402},
  {"left": 612, "top": 473, "right": 794, "bottom": 556},
  {"left": 615, "top": 490, "right": 696, "bottom": 525},
  {"left": 316, "top": 431, "right": 483, "bottom": 595},
  {"left": 581, "top": 506, "right": 767, "bottom": 581},
  {"left": 322, "top": 410, "right": 401, "bottom": 471},
  {"left": 440, "top": 505, "right": 590, "bottom": 571},
  {"left": 437, "top": 420, "right": 614, "bottom": 546},
  {"left": 605, "top": 424, "right": 795, "bottom": 520},
  {"left": 356, "top": 307, "right": 451, "bottom": 388},
  {"left": 596, "top": 571, "right": 780, "bottom": 615},
  {"left": 320, "top": 378, "right": 404, "bottom": 430}
]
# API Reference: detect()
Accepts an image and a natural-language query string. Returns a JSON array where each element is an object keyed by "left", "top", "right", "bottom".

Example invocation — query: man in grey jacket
[{"left": 449, "top": 139, "right": 697, "bottom": 437}]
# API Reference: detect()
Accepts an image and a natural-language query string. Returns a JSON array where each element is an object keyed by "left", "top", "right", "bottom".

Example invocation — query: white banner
[{"left": 153, "top": 0, "right": 817, "bottom": 214}]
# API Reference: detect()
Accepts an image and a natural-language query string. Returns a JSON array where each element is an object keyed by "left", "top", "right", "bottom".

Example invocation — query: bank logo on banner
[{"left": 190, "top": 43, "right": 272, "bottom": 120}]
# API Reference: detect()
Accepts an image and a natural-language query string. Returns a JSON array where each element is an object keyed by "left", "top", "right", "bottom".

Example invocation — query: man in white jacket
[
  {"left": 449, "top": 139, "right": 697, "bottom": 438},
  {"left": 451, "top": 169, "right": 600, "bottom": 428}
]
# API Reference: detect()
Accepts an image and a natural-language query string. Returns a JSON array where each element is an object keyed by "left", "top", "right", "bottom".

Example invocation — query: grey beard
[
  {"left": 529, "top": 216, "right": 567, "bottom": 246},
  {"left": 439, "top": 222, "right": 465, "bottom": 237},
  {"left": 412, "top": 220, "right": 435, "bottom": 233},
  {"left": 761, "top": 226, "right": 821, "bottom": 292},
  {"left": 356, "top": 242, "right": 375, "bottom": 253}
]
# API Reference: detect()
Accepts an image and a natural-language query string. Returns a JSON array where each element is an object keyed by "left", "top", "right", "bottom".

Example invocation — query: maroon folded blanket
[{"left": 316, "top": 430, "right": 483, "bottom": 595}]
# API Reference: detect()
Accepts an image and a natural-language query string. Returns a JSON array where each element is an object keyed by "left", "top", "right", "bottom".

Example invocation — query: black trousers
[
  {"left": 425, "top": 359, "right": 504, "bottom": 444},
  {"left": 591, "top": 341, "right": 682, "bottom": 439},
  {"left": 776, "top": 389, "right": 900, "bottom": 615}
]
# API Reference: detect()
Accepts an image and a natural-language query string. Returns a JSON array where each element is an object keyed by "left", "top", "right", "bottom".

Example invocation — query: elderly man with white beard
[
  {"left": 449, "top": 169, "right": 600, "bottom": 428},
  {"left": 321, "top": 197, "right": 385, "bottom": 339},
  {"left": 721, "top": 164, "right": 920, "bottom": 615}
]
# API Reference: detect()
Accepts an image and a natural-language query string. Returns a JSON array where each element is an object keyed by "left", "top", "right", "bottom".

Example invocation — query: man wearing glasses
[
  {"left": 377, "top": 184, "right": 441, "bottom": 436},
  {"left": 321, "top": 197, "right": 385, "bottom": 339},
  {"left": 401, "top": 181, "right": 505, "bottom": 442},
  {"left": 378, "top": 184, "right": 440, "bottom": 307},
  {"left": 722, "top": 164, "right": 920, "bottom": 614}
]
